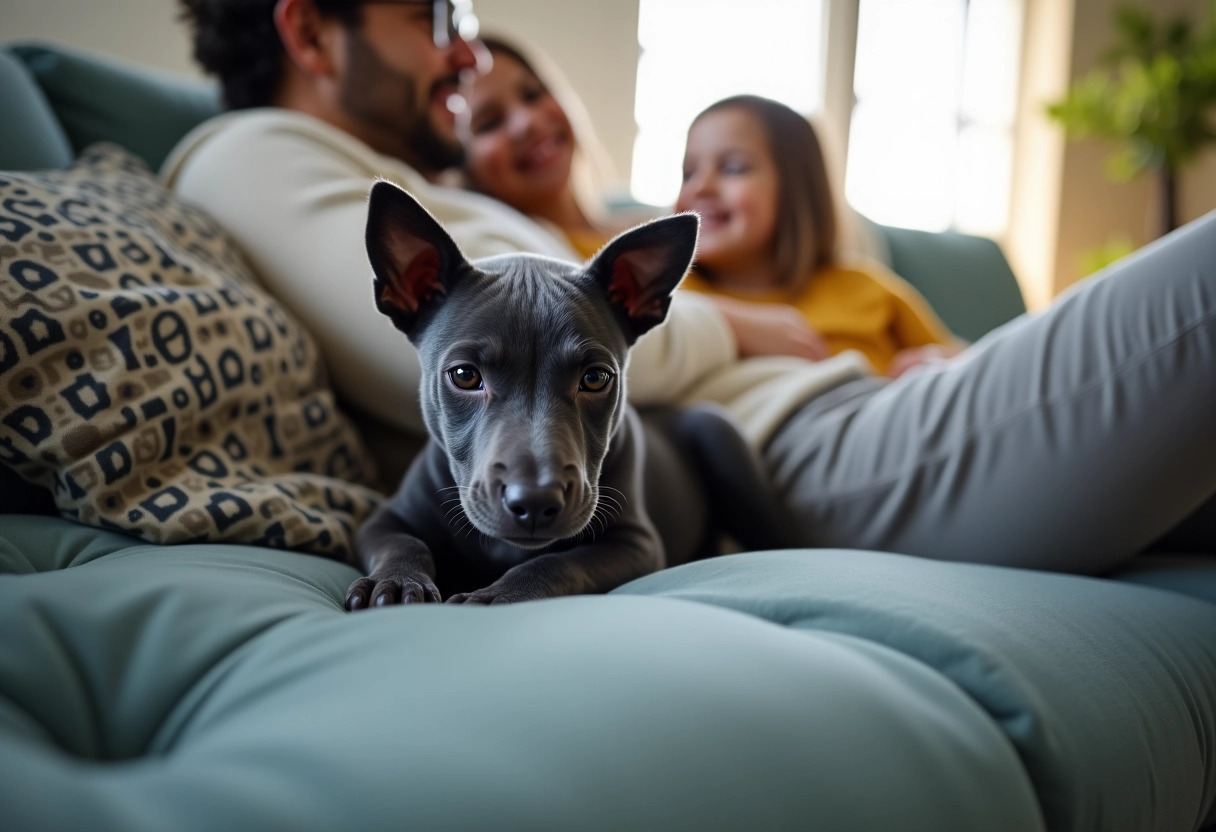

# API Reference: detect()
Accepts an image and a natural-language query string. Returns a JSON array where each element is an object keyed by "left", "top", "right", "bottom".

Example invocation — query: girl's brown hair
[{"left": 693, "top": 95, "right": 839, "bottom": 288}]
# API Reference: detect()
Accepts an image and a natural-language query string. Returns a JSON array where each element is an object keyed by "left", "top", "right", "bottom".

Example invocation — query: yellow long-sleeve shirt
[
  {"left": 681, "top": 262, "right": 954, "bottom": 376},
  {"left": 566, "top": 228, "right": 953, "bottom": 376}
]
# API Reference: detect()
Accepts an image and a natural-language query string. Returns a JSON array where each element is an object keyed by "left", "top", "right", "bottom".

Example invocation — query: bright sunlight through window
[
  {"left": 631, "top": 0, "right": 824, "bottom": 208},
  {"left": 845, "top": 0, "right": 1023, "bottom": 235}
]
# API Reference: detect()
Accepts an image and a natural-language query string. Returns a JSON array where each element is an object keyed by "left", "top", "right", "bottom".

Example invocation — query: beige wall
[
  {"left": 1182, "top": 148, "right": 1216, "bottom": 224},
  {"left": 1006, "top": 0, "right": 1072, "bottom": 310},
  {"left": 1008, "top": 0, "right": 1216, "bottom": 307},
  {"left": 0, "top": 0, "right": 199, "bottom": 78}
]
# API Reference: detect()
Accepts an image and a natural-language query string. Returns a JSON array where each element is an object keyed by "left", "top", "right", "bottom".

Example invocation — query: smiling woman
[
  {"left": 460, "top": 36, "right": 578, "bottom": 220},
  {"left": 458, "top": 34, "right": 631, "bottom": 249}
]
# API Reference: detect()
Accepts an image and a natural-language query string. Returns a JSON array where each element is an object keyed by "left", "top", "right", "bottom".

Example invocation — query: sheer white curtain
[
  {"left": 629, "top": 0, "right": 1024, "bottom": 236},
  {"left": 845, "top": 0, "right": 1023, "bottom": 235}
]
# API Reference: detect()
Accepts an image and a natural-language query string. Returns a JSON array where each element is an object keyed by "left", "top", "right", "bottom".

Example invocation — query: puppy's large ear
[
  {"left": 585, "top": 213, "right": 699, "bottom": 343},
  {"left": 366, "top": 180, "right": 471, "bottom": 340}
]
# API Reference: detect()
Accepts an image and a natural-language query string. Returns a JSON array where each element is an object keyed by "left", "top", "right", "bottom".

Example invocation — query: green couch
[{"left": 2, "top": 43, "right": 1215, "bottom": 832}]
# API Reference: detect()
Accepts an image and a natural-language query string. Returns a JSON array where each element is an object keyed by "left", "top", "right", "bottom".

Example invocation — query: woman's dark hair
[
  {"left": 179, "top": 0, "right": 362, "bottom": 110},
  {"left": 693, "top": 94, "right": 840, "bottom": 287},
  {"left": 477, "top": 35, "right": 540, "bottom": 80}
]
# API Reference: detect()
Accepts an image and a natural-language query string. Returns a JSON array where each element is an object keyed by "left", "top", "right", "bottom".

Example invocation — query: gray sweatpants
[{"left": 766, "top": 210, "right": 1216, "bottom": 574}]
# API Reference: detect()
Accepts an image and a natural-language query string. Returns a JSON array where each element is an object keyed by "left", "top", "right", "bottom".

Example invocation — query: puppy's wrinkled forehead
[{"left": 425, "top": 253, "right": 627, "bottom": 360}]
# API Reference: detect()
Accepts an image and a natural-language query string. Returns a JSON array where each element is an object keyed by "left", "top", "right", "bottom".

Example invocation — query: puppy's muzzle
[
  {"left": 470, "top": 463, "right": 588, "bottom": 547},
  {"left": 502, "top": 480, "right": 568, "bottom": 530}
]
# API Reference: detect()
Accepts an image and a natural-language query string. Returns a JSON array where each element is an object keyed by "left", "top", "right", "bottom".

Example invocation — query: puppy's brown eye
[
  {"left": 448, "top": 365, "right": 483, "bottom": 390},
  {"left": 579, "top": 368, "right": 613, "bottom": 392}
]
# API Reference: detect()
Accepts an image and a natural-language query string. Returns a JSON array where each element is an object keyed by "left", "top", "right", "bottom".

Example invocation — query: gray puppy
[{"left": 346, "top": 181, "right": 791, "bottom": 608}]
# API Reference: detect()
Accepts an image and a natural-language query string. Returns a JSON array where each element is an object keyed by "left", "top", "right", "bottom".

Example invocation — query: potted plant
[{"left": 1047, "top": 1, "right": 1216, "bottom": 237}]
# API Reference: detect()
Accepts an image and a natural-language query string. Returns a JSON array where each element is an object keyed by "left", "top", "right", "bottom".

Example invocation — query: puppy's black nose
[{"left": 503, "top": 483, "right": 565, "bottom": 528}]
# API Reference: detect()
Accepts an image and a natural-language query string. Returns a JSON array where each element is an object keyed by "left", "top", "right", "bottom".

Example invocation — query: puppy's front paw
[
  {"left": 446, "top": 582, "right": 547, "bottom": 606},
  {"left": 345, "top": 570, "right": 441, "bottom": 611}
]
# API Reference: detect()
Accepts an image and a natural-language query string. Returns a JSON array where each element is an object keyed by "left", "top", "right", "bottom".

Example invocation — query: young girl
[{"left": 674, "top": 95, "right": 964, "bottom": 377}]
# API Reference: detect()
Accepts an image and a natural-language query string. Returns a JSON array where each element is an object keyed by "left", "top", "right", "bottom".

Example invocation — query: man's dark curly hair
[{"left": 179, "top": 0, "right": 363, "bottom": 109}]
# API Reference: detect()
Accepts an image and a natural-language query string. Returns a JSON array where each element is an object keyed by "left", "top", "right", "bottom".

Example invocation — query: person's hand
[
  {"left": 887, "top": 344, "right": 958, "bottom": 378},
  {"left": 713, "top": 297, "right": 831, "bottom": 361}
]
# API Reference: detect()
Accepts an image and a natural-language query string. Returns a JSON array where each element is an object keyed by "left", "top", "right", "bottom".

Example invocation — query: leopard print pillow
[{"left": 0, "top": 145, "right": 381, "bottom": 559}]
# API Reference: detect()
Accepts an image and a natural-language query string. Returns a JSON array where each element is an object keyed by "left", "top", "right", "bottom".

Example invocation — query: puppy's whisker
[
  {"left": 597, "top": 497, "right": 623, "bottom": 517},
  {"left": 595, "top": 489, "right": 623, "bottom": 509},
  {"left": 599, "top": 485, "right": 629, "bottom": 505},
  {"left": 590, "top": 505, "right": 610, "bottom": 536},
  {"left": 591, "top": 488, "right": 622, "bottom": 522},
  {"left": 589, "top": 501, "right": 607, "bottom": 526},
  {"left": 444, "top": 499, "right": 476, "bottom": 534},
  {"left": 572, "top": 513, "right": 597, "bottom": 543}
]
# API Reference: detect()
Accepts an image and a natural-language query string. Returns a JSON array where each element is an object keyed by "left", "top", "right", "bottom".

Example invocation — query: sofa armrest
[
  {"left": 876, "top": 223, "right": 1027, "bottom": 342},
  {"left": 5, "top": 41, "right": 219, "bottom": 172}
]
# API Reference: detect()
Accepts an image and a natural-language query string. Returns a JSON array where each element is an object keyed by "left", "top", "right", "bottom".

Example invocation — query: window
[
  {"left": 631, "top": 0, "right": 825, "bottom": 207},
  {"left": 844, "top": 0, "right": 1023, "bottom": 235}
]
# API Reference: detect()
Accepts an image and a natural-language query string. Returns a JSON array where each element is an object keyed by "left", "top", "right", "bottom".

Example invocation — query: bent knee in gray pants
[{"left": 766, "top": 210, "right": 1216, "bottom": 573}]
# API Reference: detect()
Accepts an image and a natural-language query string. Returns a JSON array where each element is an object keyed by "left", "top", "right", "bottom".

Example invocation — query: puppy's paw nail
[
  {"left": 373, "top": 593, "right": 391, "bottom": 607},
  {"left": 347, "top": 595, "right": 363, "bottom": 611}
]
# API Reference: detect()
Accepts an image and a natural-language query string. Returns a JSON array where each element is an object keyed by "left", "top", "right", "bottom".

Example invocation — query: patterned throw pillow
[{"left": 0, "top": 145, "right": 382, "bottom": 559}]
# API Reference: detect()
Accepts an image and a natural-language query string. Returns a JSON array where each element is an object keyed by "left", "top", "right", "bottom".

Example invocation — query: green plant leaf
[
  {"left": 1165, "top": 18, "right": 1192, "bottom": 52},
  {"left": 1080, "top": 234, "right": 1137, "bottom": 276},
  {"left": 1112, "top": 6, "right": 1154, "bottom": 55},
  {"left": 1105, "top": 144, "right": 1154, "bottom": 180},
  {"left": 1047, "top": 0, "right": 1216, "bottom": 208}
]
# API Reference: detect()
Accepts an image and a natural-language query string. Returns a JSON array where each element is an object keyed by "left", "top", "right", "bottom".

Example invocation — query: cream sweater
[{"left": 161, "top": 109, "right": 866, "bottom": 446}]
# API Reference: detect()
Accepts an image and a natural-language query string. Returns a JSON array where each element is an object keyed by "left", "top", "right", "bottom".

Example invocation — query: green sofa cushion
[
  {"left": 5, "top": 517, "right": 1216, "bottom": 830},
  {"left": 6, "top": 43, "right": 219, "bottom": 172},
  {"left": 0, "top": 517, "right": 1043, "bottom": 831},
  {"left": 878, "top": 225, "right": 1027, "bottom": 343},
  {"left": 620, "top": 551, "right": 1216, "bottom": 832},
  {"left": 0, "top": 47, "right": 73, "bottom": 171},
  {"left": 1110, "top": 554, "right": 1216, "bottom": 606}
]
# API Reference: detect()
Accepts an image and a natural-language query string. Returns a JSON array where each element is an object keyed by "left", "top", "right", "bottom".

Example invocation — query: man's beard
[
  {"left": 339, "top": 28, "right": 466, "bottom": 173},
  {"left": 402, "top": 91, "right": 466, "bottom": 171}
]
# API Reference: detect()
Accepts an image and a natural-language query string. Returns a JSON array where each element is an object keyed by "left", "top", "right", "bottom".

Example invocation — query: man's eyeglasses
[
  {"left": 424, "top": 0, "right": 479, "bottom": 49},
  {"left": 341, "top": 1, "right": 480, "bottom": 49}
]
